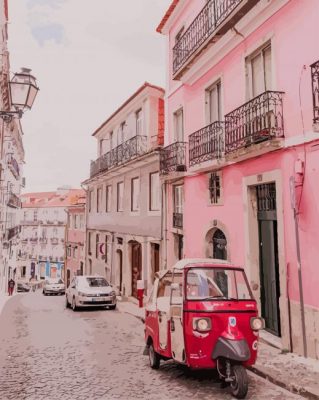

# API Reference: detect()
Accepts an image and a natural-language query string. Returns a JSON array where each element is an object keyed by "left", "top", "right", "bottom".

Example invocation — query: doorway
[
  {"left": 116, "top": 250, "right": 123, "bottom": 293},
  {"left": 151, "top": 243, "right": 160, "bottom": 282},
  {"left": 66, "top": 269, "right": 71, "bottom": 288},
  {"left": 257, "top": 183, "right": 281, "bottom": 336},
  {"left": 131, "top": 241, "right": 142, "bottom": 298}
]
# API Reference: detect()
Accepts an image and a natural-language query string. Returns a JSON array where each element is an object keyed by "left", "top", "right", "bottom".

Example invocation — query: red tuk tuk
[{"left": 144, "top": 259, "right": 264, "bottom": 399}]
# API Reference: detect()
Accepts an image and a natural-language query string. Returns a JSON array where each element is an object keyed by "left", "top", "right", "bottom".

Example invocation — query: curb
[{"left": 247, "top": 366, "right": 319, "bottom": 400}]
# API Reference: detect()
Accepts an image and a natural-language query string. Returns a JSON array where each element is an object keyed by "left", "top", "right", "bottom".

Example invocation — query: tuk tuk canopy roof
[{"left": 172, "top": 258, "right": 237, "bottom": 271}]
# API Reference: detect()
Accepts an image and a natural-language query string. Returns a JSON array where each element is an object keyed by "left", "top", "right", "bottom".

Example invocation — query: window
[
  {"left": 173, "top": 185, "right": 184, "bottom": 214},
  {"left": 99, "top": 139, "right": 104, "bottom": 156},
  {"left": 246, "top": 43, "right": 272, "bottom": 99},
  {"left": 109, "top": 131, "right": 114, "bottom": 150},
  {"left": 117, "top": 182, "right": 124, "bottom": 212},
  {"left": 73, "top": 214, "right": 78, "bottom": 229},
  {"left": 131, "top": 177, "right": 140, "bottom": 212},
  {"left": 33, "top": 210, "right": 37, "bottom": 221},
  {"left": 118, "top": 122, "right": 125, "bottom": 145},
  {"left": 96, "top": 234, "right": 99, "bottom": 259},
  {"left": 206, "top": 80, "right": 221, "bottom": 124},
  {"left": 174, "top": 108, "right": 184, "bottom": 142},
  {"left": 88, "top": 232, "right": 91, "bottom": 254},
  {"left": 150, "top": 172, "right": 160, "bottom": 211},
  {"left": 106, "top": 185, "right": 112, "bottom": 212},
  {"left": 67, "top": 245, "right": 71, "bottom": 257},
  {"left": 175, "top": 26, "right": 184, "bottom": 43},
  {"left": 73, "top": 246, "right": 77, "bottom": 258},
  {"left": 97, "top": 187, "right": 102, "bottom": 213},
  {"left": 79, "top": 214, "right": 84, "bottom": 229},
  {"left": 136, "top": 109, "right": 142, "bottom": 135},
  {"left": 89, "top": 190, "right": 93, "bottom": 212},
  {"left": 209, "top": 171, "right": 222, "bottom": 205}
]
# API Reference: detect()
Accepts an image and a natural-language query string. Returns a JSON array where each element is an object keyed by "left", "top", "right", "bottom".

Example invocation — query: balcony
[
  {"left": 51, "top": 237, "right": 59, "bottom": 245},
  {"left": 30, "top": 237, "right": 38, "bottom": 244},
  {"left": 189, "top": 121, "right": 224, "bottom": 167},
  {"left": 225, "top": 91, "right": 284, "bottom": 154},
  {"left": 39, "top": 238, "right": 47, "bottom": 244},
  {"left": 7, "top": 155, "right": 20, "bottom": 179},
  {"left": 173, "top": 212, "right": 183, "bottom": 229},
  {"left": 7, "top": 192, "right": 21, "bottom": 208},
  {"left": 173, "top": 0, "right": 259, "bottom": 79},
  {"left": 90, "top": 135, "right": 148, "bottom": 178},
  {"left": 6, "top": 226, "right": 20, "bottom": 241},
  {"left": 311, "top": 60, "right": 319, "bottom": 125},
  {"left": 160, "top": 142, "right": 187, "bottom": 174}
]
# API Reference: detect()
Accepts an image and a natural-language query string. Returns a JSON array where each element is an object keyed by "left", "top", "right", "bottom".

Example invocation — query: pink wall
[{"left": 164, "top": 0, "right": 319, "bottom": 310}]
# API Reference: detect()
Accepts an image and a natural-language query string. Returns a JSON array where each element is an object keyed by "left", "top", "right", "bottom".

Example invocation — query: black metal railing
[
  {"left": 173, "top": 212, "right": 183, "bottom": 229},
  {"left": 8, "top": 155, "right": 20, "bottom": 179},
  {"left": 189, "top": 121, "right": 224, "bottom": 166},
  {"left": 225, "top": 91, "right": 284, "bottom": 154},
  {"left": 311, "top": 60, "right": 319, "bottom": 124},
  {"left": 160, "top": 142, "right": 187, "bottom": 174},
  {"left": 7, "top": 192, "right": 21, "bottom": 208},
  {"left": 173, "top": 0, "right": 244, "bottom": 75},
  {"left": 90, "top": 135, "right": 148, "bottom": 178}
]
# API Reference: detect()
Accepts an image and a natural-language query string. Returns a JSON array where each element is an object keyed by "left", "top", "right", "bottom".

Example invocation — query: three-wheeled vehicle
[{"left": 144, "top": 259, "right": 264, "bottom": 399}]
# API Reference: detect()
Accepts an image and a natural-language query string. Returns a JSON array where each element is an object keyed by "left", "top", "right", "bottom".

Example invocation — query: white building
[
  {"left": 84, "top": 82, "right": 164, "bottom": 297},
  {"left": 20, "top": 188, "right": 84, "bottom": 281}
]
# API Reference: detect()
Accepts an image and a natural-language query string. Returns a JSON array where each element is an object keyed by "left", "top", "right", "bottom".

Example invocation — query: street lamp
[{"left": 0, "top": 68, "right": 39, "bottom": 123}]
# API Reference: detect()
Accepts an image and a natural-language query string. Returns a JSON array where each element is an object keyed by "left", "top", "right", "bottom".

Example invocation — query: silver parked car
[
  {"left": 43, "top": 278, "right": 65, "bottom": 295},
  {"left": 65, "top": 276, "right": 117, "bottom": 311}
]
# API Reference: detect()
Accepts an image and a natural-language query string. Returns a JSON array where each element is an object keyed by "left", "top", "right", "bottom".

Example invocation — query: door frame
[{"left": 243, "top": 170, "right": 289, "bottom": 349}]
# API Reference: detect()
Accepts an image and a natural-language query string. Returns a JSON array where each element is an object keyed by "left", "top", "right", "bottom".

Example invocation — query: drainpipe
[{"left": 290, "top": 175, "right": 307, "bottom": 357}]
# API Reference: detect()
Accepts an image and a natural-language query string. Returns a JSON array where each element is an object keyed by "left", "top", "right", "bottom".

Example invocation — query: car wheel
[
  {"left": 149, "top": 342, "right": 160, "bottom": 369},
  {"left": 65, "top": 296, "right": 70, "bottom": 308},
  {"left": 109, "top": 304, "right": 116, "bottom": 310},
  {"left": 71, "top": 297, "right": 77, "bottom": 312}
]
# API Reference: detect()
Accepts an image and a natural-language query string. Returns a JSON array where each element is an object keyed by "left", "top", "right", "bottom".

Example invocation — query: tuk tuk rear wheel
[
  {"left": 149, "top": 343, "right": 160, "bottom": 369},
  {"left": 230, "top": 365, "right": 248, "bottom": 399}
]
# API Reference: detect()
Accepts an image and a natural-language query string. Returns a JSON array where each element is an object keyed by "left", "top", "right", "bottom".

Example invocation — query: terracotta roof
[
  {"left": 21, "top": 189, "right": 85, "bottom": 208},
  {"left": 92, "top": 82, "right": 165, "bottom": 137},
  {"left": 156, "top": 0, "right": 180, "bottom": 33}
]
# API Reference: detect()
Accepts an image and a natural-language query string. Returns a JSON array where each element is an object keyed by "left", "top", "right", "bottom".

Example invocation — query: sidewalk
[
  {"left": 0, "top": 292, "right": 16, "bottom": 317},
  {"left": 118, "top": 298, "right": 319, "bottom": 400}
]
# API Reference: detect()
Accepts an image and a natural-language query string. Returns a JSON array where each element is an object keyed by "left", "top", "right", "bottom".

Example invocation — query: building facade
[
  {"left": 20, "top": 188, "right": 84, "bottom": 281},
  {"left": 65, "top": 195, "right": 86, "bottom": 287},
  {"left": 84, "top": 82, "right": 164, "bottom": 297},
  {"left": 158, "top": 0, "right": 319, "bottom": 359}
]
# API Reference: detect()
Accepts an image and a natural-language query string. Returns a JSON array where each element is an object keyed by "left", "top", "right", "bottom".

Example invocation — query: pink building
[
  {"left": 65, "top": 194, "right": 86, "bottom": 287},
  {"left": 158, "top": 0, "right": 319, "bottom": 359}
]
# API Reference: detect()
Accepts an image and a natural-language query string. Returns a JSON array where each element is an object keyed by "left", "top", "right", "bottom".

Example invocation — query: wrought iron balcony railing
[
  {"left": 311, "top": 60, "right": 319, "bottom": 124},
  {"left": 189, "top": 121, "right": 224, "bottom": 166},
  {"left": 160, "top": 141, "right": 187, "bottom": 174},
  {"left": 90, "top": 135, "right": 148, "bottom": 178},
  {"left": 8, "top": 155, "right": 20, "bottom": 179},
  {"left": 173, "top": 0, "right": 258, "bottom": 76},
  {"left": 173, "top": 212, "right": 183, "bottom": 229},
  {"left": 225, "top": 91, "right": 284, "bottom": 154},
  {"left": 7, "top": 192, "right": 21, "bottom": 208}
]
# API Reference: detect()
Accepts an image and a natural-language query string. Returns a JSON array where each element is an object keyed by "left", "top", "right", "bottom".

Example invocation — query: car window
[{"left": 85, "top": 277, "right": 109, "bottom": 287}]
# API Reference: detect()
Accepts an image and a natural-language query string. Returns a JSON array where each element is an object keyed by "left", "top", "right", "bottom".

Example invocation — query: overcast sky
[{"left": 8, "top": 0, "right": 171, "bottom": 193}]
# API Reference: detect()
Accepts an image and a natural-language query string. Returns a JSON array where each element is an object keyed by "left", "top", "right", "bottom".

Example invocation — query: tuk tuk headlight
[
  {"left": 192, "top": 317, "right": 211, "bottom": 332},
  {"left": 250, "top": 317, "right": 265, "bottom": 331}
]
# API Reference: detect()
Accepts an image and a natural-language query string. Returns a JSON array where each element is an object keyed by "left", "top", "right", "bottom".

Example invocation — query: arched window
[{"left": 213, "top": 229, "right": 227, "bottom": 260}]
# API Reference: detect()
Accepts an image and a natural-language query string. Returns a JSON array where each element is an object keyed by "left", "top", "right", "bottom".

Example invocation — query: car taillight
[{"left": 192, "top": 317, "right": 212, "bottom": 332}]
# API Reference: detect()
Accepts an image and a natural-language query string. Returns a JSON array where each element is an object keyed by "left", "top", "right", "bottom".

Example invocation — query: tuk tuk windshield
[{"left": 186, "top": 268, "right": 253, "bottom": 301}]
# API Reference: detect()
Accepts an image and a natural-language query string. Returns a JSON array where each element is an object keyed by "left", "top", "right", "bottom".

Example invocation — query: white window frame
[
  {"left": 131, "top": 177, "right": 140, "bottom": 212},
  {"left": 117, "top": 182, "right": 124, "bottom": 212},
  {"left": 205, "top": 79, "right": 222, "bottom": 124},
  {"left": 150, "top": 172, "right": 160, "bottom": 211},
  {"left": 106, "top": 185, "right": 112, "bottom": 213},
  {"left": 173, "top": 185, "right": 184, "bottom": 214},
  {"left": 173, "top": 108, "right": 184, "bottom": 142},
  {"left": 136, "top": 109, "right": 143, "bottom": 136}
]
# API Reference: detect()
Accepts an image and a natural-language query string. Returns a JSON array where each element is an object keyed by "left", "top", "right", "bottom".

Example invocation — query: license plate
[{"left": 92, "top": 298, "right": 99, "bottom": 302}]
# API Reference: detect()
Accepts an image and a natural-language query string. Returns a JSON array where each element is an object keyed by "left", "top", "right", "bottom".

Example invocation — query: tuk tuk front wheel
[
  {"left": 230, "top": 365, "right": 248, "bottom": 399},
  {"left": 149, "top": 343, "right": 160, "bottom": 369}
]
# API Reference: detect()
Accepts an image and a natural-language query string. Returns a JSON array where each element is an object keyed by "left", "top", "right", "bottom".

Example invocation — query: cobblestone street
[{"left": 0, "top": 292, "right": 303, "bottom": 400}]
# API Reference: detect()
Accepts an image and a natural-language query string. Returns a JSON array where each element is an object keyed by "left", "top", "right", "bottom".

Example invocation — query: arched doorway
[
  {"left": 213, "top": 229, "right": 227, "bottom": 260},
  {"left": 116, "top": 250, "right": 123, "bottom": 294},
  {"left": 130, "top": 241, "right": 142, "bottom": 298}
]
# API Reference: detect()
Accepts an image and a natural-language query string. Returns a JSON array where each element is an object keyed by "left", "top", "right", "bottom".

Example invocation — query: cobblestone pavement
[{"left": 0, "top": 292, "right": 303, "bottom": 400}]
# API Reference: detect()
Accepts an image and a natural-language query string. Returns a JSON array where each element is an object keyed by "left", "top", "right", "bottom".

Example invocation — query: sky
[{"left": 8, "top": 0, "right": 171, "bottom": 193}]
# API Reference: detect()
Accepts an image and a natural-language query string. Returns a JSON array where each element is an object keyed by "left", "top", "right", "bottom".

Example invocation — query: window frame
[
  {"left": 205, "top": 79, "right": 222, "bottom": 124},
  {"left": 106, "top": 185, "right": 112, "bottom": 213},
  {"left": 173, "top": 108, "right": 184, "bottom": 142},
  {"left": 136, "top": 109, "right": 143, "bottom": 136},
  {"left": 173, "top": 184, "right": 184, "bottom": 214},
  {"left": 131, "top": 177, "right": 140, "bottom": 212},
  {"left": 149, "top": 172, "right": 160, "bottom": 211},
  {"left": 117, "top": 181, "right": 124, "bottom": 212}
]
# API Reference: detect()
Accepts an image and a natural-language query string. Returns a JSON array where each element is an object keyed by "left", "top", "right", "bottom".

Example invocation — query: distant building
[
  {"left": 20, "top": 188, "right": 85, "bottom": 281},
  {"left": 65, "top": 194, "right": 86, "bottom": 287},
  {"left": 83, "top": 82, "right": 164, "bottom": 297}
]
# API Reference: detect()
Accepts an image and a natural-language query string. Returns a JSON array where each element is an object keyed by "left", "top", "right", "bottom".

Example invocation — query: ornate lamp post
[{"left": 0, "top": 67, "right": 39, "bottom": 122}]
